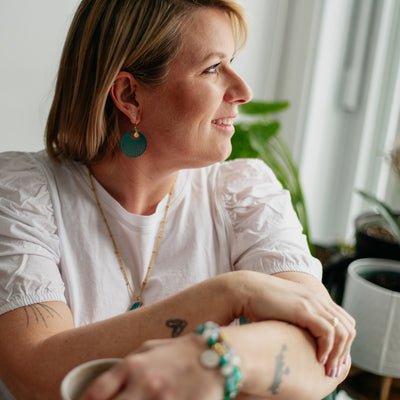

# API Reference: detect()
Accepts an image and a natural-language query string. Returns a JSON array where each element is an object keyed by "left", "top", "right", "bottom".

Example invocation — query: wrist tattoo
[
  {"left": 268, "top": 344, "right": 290, "bottom": 395},
  {"left": 165, "top": 319, "right": 188, "bottom": 337},
  {"left": 23, "top": 303, "right": 62, "bottom": 328}
]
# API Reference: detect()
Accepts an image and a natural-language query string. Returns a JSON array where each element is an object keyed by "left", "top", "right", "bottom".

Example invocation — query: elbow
[
  {"left": 1, "top": 365, "right": 62, "bottom": 400},
  {"left": 292, "top": 356, "right": 352, "bottom": 400}
]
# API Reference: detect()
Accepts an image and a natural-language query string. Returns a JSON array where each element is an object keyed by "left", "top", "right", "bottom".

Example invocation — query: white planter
[{"left": 342, "top": 258, "right": 400, "bottom": 378}]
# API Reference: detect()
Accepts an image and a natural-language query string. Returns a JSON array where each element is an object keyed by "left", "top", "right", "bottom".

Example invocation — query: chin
[
  {"left": 186, "top": 144, "right": 232, "bottom": 168},
  {"left": 223, "top": 148, "right": 232, "bottom": 161},
  {"left": 220, "top": 144, "right": 233, "bottom": 162},
  {"left": 207, "top": 150, "right": 231, "bottom": 165}
]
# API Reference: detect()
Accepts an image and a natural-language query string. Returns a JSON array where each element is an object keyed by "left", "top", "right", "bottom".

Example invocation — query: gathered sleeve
[
  {"left": 0, "top": 152, "right": 65, "bottom": 315},
  {"left": 216, "top": 158, "right": 322, "bottom": 280}
]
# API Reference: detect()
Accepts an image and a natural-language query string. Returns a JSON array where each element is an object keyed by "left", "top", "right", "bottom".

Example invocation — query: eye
[{"left": 204, "top": 62, "right": 221, "bottom": 74}]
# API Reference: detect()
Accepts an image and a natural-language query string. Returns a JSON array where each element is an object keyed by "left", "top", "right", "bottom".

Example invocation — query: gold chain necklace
[{"left": 88, "top": 169, "right": 176, "bottom": 311}]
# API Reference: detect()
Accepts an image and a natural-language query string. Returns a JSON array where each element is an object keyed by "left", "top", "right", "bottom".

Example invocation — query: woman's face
[{"left": 137, "top": 7, "right": 252, "bottom": 169}]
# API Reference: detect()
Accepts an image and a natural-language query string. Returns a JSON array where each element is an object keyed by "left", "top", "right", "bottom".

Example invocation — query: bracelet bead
[{"left": 195, "top": 322, "right": 242, "bottom": 399}]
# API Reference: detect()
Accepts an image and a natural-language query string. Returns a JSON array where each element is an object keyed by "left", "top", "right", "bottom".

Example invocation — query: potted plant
[
  {"left": 323, "top": 146, "right": 400, "bottom": 305},
  {"left": 342, "top": 257, "right": 400, "bottom": 400},
  {"left": 355, "top": 146, "right": 400, "bottom": 261},
  {"left": 338, "top": 149, "right": 400, "bottom": 400}
]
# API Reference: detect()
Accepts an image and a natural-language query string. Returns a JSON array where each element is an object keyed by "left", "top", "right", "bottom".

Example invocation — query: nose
[{"left": 224, "top": 69, "right": 253, "bottom": 104}]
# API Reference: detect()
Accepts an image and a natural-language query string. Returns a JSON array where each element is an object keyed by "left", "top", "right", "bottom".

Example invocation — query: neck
[{"left": 89, "top": 156, "right": 178, "bottom": 215}]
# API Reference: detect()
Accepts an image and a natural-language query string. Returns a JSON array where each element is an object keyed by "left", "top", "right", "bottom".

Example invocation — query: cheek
[
  {"left": 168, "top": 82, "right": 215, "bottom": 122},
  {"left": 143, "top": 81, "right": 219, "bottom": 136}
]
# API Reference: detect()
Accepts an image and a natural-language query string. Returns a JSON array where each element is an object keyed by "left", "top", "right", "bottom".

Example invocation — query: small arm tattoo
[
  {"left": 165, "top": 319, "right": 188, "bottom": 337},
  {"left": 23, "top": 303, "right": 62, "bottom": 328},
  {"left": 268, "top": 344, "right": 290, "bottom": 395}
]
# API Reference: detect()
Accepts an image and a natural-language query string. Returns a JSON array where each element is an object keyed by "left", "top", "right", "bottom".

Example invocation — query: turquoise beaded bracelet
[{"left": 195, "top": 321, "right": 242, "bottom": 399}]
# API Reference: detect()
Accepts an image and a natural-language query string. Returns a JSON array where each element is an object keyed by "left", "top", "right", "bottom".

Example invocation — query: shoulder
[
  {"left": 0, "top": 150, "right": 83, "bottom": 195},
  {"left": 180, "top": 158, "right": 278, "bottom": 192},
  {"left": 210, "top": 159, "right": 321, "bottom": 280},
  {"left": 0, "top": 151, "right": 60, "bottom": 228},
  {"left": 183, "top": 158, "right": 285, "bottom": 217},
  {"left": 0, "top": 150, "right": 58, "bottom": 202},
  {"left": 217, "top": 158, "right": 276, "bottom": 180},
  {"left": 210, "top": 158, "right": 284, "bottom": 205},
  {"left": 218, "top": 157, "right": 279, "bottom": 183},
  {"left": 0, "top": 150, "right": 53, "bottom": 181},
  {"left": 0, "top": 152, "right": 66, "bottom": 314},
  {"left": 198, "top": 158, "right": 294, "bottom": 234}
]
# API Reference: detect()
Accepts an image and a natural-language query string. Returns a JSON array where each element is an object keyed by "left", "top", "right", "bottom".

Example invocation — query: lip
[
  {"left": 211, "top": 119, "right": 236, "bottom": 136},
  {"left": 211, "top": 114, "right": 237, "bottom": 127}
]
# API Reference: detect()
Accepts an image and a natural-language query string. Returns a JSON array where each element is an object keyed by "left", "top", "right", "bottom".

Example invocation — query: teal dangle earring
[{"left": 120, "top": 124, "right": 147, "bottom": 158}]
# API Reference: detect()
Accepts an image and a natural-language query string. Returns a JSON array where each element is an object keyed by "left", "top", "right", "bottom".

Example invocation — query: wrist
[
  {"left": 195, "top": 321, "right": 243, "bottom": 399},
  {"left": 217, "top": 271, "right": 253, "bottom": 320}
]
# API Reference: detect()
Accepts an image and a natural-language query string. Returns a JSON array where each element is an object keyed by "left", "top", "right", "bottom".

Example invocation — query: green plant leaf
[
  {"left": 230, "top": 124, "right": 258, "bottom": 159},
  {"left": 239, "top": 101, "right": 289, "bottom": 115},
  {"left": 248, "top": 122, "right": 280, "bottom": 151},
  {"left": 357, "top": 189, "right": 400, "bottom": 243}
]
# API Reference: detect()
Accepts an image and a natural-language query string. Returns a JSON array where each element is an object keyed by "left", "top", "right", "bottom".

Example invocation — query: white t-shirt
[
  {"left": 0, "top": 150, "right": 321, "bottom": 324},
  {"left": 0, "top": 150, "right": 322, "bottom": 399}
]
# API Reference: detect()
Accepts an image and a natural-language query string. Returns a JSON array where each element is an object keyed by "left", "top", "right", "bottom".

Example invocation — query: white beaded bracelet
[{"left": 195, "top": 321, "right": 242, "bottom": 399}]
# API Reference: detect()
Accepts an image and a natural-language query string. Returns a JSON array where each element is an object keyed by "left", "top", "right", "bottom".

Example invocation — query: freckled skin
[{"left": 135, "top": 8, "right": 252, "bottom": 170}]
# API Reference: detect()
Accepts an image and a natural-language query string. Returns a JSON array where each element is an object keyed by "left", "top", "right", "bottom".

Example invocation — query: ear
[{"left": 110, "top": 71, "right": 140, "bottom": 124}]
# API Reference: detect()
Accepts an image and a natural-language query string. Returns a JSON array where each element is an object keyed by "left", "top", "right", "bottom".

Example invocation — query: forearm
[
  {"left": 79, "top": 319, "right": 350, "bottom": 400},
  {"left": 0, "top": 273, "right": 240, "bottom": 399},
  {"left": 225, "top": 321, "right": 349, "bottom": 400}
]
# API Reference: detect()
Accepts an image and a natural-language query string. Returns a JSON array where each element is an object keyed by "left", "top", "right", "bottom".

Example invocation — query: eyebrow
[
  {"left": 200, "top": 51, "right": 236, "bottom": 63},
  {"left": 200, "top": 51, "right": 231, "bottom": 64}
]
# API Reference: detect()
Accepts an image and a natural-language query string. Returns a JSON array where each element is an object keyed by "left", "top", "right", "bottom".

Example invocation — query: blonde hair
[{"left": 46, "top": 0, "right": 247, "bottom": 163}]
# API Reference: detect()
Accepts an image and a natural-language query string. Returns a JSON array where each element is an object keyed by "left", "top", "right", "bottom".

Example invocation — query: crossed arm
[{"left": 0, "top": 270, "right": 355, "bottom": 400}]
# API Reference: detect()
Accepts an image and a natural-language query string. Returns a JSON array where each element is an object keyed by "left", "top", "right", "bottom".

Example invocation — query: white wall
[
  {"left": 236, "top": 0, "right": 288, "bottom": 100},
  {"left": 0, "top": 1, "right": 80, "bottom": 152},
  {"left": 298, "top": 0, "right": 358, "bottom": 244}
]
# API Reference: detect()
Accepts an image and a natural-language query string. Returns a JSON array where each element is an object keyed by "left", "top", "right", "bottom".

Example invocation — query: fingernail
[
  {"left": 344, "top": 354, "right": 350, "bottom": 364},
  {"left": 336, "top": 366, "right": 342, "bottom": 377},
  {"left": 328, "top": 368, "right": 336, "bottom": 378},
  {"left": 321, "top": 355, "right": 328, "bottom": 365}
]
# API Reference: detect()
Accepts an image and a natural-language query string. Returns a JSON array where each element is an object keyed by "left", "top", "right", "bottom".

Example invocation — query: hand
[
  {"left": 232, "top": 271, "right": 355, "bottom": 377},
  {"left": 79, "top": 335, "right": 223, "bottom": 400}
]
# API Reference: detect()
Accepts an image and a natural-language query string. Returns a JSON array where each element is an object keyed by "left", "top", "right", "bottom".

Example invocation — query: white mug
[{"left": 60, "top": 358, "right": 122, "bottom": 400}]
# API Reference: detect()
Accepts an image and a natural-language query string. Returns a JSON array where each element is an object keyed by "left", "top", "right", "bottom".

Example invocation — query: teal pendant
[
  {"left": 120, "top": 130, "right": 147, "bottom": 158},
  {"left": 130, "top": 301, "right": 142, "bottom": 311}
]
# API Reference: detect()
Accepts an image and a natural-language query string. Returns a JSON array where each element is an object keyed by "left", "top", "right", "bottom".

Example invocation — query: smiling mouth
[{"left": 212, "top": 118, "right": 234, "bottom": 126}]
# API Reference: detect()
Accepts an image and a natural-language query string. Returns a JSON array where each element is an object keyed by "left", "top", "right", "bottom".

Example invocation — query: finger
[
  {"left": 323, "top": 308, "right": 356, "bottom": 378},
  {"left": 79, "top": 362, "right": 129, "bottom": 400},
  {"left": 300, "top": 311, "right": 345, "bottom": 366},
  {"left": 328, "top": 306, "right": 356, "bottom": 364},
  {"left": 314, "top": 300, "right": 355, "bottom": 358},
  {"left": 337, "top": 316, "right": 356, "bottom": 366},
  {"left": 313, "top": 318, "right": 336, "bottom": 365},
  {"left": 117, "top": 373, "right": 171, "bottom": 400},
  {"left": 332, "top": 303, "right": 356, "bottom": 330},
  {"left": 291, "top": 301, "right": 337, "bottom": 364},
  {"left": 135, "top": 338, "right": 175, "bottom": 354},
  {"left": 324, "top": 322, "right": 349, "bottom": 377}
]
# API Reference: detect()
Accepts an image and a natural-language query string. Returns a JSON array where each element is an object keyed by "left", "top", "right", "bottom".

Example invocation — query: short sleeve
[
  {"left": 0, "top": 152, "right": 65, "bottom": 315},
  {"left": 217, "top": 158, "right": 322, "bottom": 280}
]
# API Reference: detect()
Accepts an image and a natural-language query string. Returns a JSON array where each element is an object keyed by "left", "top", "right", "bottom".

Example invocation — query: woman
[{"left": 0, "top": 0, "right": 355, "bottom": 399}]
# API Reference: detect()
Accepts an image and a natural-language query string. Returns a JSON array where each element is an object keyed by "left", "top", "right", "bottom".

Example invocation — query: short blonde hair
[{"left": 46, "top": 0, "right": 247, "bottom": 163}]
